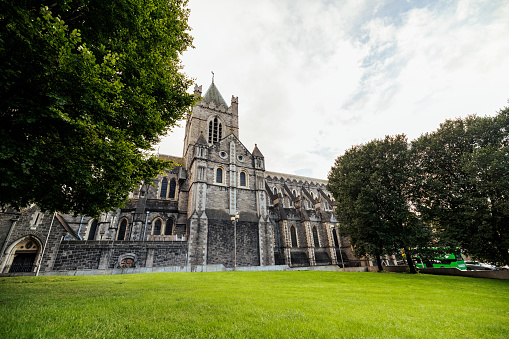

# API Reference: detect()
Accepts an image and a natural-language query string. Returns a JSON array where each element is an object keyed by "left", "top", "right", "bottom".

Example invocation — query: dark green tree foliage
[
  {"left": 0, "top": 0, "right": 195, "bottom": 215},
  {"left": 328, "top": 135, "right": 428, "bottom": 272},
  {"left": 411, "top": 108, "right": 509, "bottom": 266}
]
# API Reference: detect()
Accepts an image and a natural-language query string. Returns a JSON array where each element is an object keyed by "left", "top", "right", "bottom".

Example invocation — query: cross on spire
[{"left": 211, "top": 71, "right": 214, "bottom": 83}]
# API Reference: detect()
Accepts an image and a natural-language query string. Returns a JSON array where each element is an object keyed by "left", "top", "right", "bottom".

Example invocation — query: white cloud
[{"left": 158, "top": 0, "right": 509, "bottom": 179}]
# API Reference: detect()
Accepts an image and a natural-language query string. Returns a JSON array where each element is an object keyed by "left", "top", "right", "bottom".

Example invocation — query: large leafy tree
[
  {"left": 411, "top": 109, "right": 509, "bottom": 266},
  {"left": 0, "top": 0, "right": 195, "bottom": 215},
  {"left": 328, "top": 135, "right": 429, "bottom": 272}
]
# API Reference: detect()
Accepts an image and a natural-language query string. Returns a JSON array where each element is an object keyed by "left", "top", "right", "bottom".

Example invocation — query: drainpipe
[{"left": 36, "top": 212, "right": 56, "bottom": 276}]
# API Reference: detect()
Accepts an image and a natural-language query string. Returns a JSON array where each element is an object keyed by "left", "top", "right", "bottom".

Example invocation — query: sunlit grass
[{"left": 0, "top": 271, "right": 507, "bottom": 338}]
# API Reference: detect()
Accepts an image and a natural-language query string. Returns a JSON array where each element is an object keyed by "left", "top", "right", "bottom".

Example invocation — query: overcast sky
[{"left": 157, "top": 0, "right": 509, "bottom": 180}]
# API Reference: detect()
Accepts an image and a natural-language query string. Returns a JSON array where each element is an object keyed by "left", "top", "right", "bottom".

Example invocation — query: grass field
[{"left": 0, "top": 271, "right": 508, "bottom": 338}]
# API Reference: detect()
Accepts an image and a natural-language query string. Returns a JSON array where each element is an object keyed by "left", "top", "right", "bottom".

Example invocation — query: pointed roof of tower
[
  {"left": 196, "top": 131, "right": 207, "bottom": 145},
  {"left": 252, "top": 144, "right": 264, "bottom": 157},
  {"left": 203, "top": 81, "right": 229, "bottom": 108}
]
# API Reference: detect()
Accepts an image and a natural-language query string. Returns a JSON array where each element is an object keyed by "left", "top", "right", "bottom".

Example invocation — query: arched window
[
  {"left": 169, "top": 179, "right": 176, "bottom": 199},
  {"left": 273, "top": 187, "right": 278, "bottom": 196},
  {"left": 332, "top": 229, "right": 340, "bottom": 248},
  {"left": 87, "top": 219, "right": 98, "bottom": 240},
  {"left": 160, "top": 178, "right": 168, "bottom": 198},
  {"left": 165, "top": 219, "right": 173, "bottom": 235},
  {"left": 216, "top": 167, "right": 223, "bottom": 184},
  {"left": 312, "top": 227, "right": 320, "bottom": 247},
  {"left": 290, "top": 226, "right": 298, "bottom": 248},
  {"left": 292, "top": 189, "right": 297, "bottom": 197},
  {"left": 153, "top": 219, "right": 162, "bottom": 235},
  {"left": 117, "top": 219, "right": 127, "bottom": 240},
  {"left": 239, "top": 171, "right": 247, "bottom": 187},
  {"left": 208, "top": 117, "right": 223, "bottom": 143}
]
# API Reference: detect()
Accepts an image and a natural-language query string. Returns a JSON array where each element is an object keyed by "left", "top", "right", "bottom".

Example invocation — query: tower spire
[{"left": 211, "top": 71, "right": 214, "bottom": 84}]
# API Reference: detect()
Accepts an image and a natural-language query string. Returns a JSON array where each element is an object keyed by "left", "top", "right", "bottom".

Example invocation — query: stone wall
[
  {"left": 206, "top": 218, "right": 260, "bottom": 268},
  {"left": 52, "top": 241, "right": 188, "bottom": 270}
]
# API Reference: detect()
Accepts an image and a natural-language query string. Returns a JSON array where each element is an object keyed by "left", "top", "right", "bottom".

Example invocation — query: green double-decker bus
[{"left": 412, "top": 249, "right": 467, "bottom": 270}]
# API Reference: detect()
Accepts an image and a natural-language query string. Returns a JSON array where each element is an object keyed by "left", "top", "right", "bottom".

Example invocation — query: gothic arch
[
  {"left": 117, "top": 218, "right": 128, "bottom": 241},
  {"left": 1, "top": 236, "right": 43, "bottom": 273},
  {"left": 207, "top": 116, "right": 224, "bottom": 144}
]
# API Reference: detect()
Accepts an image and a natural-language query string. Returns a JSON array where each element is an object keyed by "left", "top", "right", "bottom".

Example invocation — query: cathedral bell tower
[{"left": 183, "top": 80, "right": 239, "bottom": 168}]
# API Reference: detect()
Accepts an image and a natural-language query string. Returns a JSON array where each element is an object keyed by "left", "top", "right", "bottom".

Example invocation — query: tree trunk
[
  {"left": 405, "top": 249, "right": 417, "bottom": 274},
  {"left": 375, "top": 255, "right": 383, "bottom": 272}
]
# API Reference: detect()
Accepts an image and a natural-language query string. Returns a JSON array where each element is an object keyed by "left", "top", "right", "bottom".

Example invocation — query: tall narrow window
[
  {"left": 290, "top": 226, "right": 298, "bottom": 247},
  {"left": 240, "top": 171, "right": 246, "bottom": 187},
  {"left": 273, "top": 187, "right": 278, "bottom": 196},
  {"left": 333, "top": 229, "right": 340, "bottom": 248},
  {"left": 312, "top": 227, "right": 320, "bottom": 247},
  {"left": 160, "top": 178, "right": 168, "bottom": 198},
  {"left": 165, "top": 219, "right": 173, "bottom": 235},
  {"left": 216, "top": 167, "right": 223, "bottom": 184},
  {"left": 88, "top": 220, "right": 98, "bottom": 240},
  {"left": 153, "top": 219, "right": 162, "bottom": 235},
  {"left": 118, "top": 219, "right": 127, "bottom": 240},
  {"left": 208, "top": 120, "right": 213, "bottom": 143},
  {"left": 169, "top": 179, "right": 176, "bottom": 199}
]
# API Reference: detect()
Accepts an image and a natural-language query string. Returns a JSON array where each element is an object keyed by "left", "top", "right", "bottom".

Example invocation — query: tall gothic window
[
  {"left": 117, "top": 219, "right": 127, "bottom": 240},
  {"left": 153, "top": 219, "right": 162, "bottom": 235},
  {"left": 216, "top": 167, "right": 223, "bottom": 184},
  {"left": 312, "top": 227, "right": 320, "bottom": 247},
  {"left": 87, "top": 219, "right": 98, "bottom": 240},
  {"left": 208, "top": 117, "right": 222, "bottom": 143},
  {"left": 160, "top": 178, "right": 168, "bottom": 198},
  {"left": 333, "top": 229, "right": 340, "bottom": 248},
  {"left": 169, "top": 179, "right": 176, "bottom": 199},
  {"left": 165, "top": 219, "right": 174, "bottom": 235},
  {"left": 290, "top": 226, "right": 298, "bottom": 247},
  {"left": 239, "top": 171, "right": 247, "bottom": 187}
]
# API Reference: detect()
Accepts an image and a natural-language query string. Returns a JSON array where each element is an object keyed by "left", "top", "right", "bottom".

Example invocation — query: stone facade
[{"left": 0, "top": 81, "right": 355, "bottom": 275}]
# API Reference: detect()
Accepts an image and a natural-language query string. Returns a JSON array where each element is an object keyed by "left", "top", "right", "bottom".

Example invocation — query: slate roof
[
  {"left": 203, "top": 82, "right": 229, "bottom": 108},
  {"left": 252, "top": 144, "right": 264, "bottom": 157},
  {"left": 195, "top": 131, "right": 207, "bottom": 145}
]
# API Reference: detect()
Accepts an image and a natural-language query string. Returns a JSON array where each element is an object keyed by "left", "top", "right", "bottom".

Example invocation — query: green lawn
[{"left": 0, "top": 271, "right": 507, "bottom": 338}]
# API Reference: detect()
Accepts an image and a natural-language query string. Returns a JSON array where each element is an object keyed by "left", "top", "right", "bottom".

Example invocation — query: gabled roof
[
  {"left": 203, "top": 82, "right": 228, "bottom": 108},
  {"left": 252, "top": 144, "right": 264, "bottom": 157},
  {"left": 196, "top": 131, "right": 207, "bottom": 145}
]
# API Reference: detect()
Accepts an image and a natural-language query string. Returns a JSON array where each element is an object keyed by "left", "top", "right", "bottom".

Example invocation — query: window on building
[
  {"left": 160, "top": 178, "right": 168, "bottom": 198},
  {"left": 169, "top": 179, "right": 176, "bottom": 199},
  {"left": 312, "top": 227, "right": 320, "bottom": 247},
  {"left": 239, "top": 171, "right": 247, "bottom": 187},
  {"left": 117, "top": 219, "right": 127, "bottom": 240},
  {"left": 273, "top": 187, "right": 278, "bottom": 196},
  {"left": 153, "top": 219, "right": 162, "bottom": 235},
  {"left": 333, "top": 229, "right": 340, "bottom": 248},
  {"left": 292, "top": 189, "right": 297, "bottom": 197},
  {"left": 165, "top": 219, "right": 173, "bottom": 235},
  {"left": 208, "top": 117, "right": 223, "bottom": 143},
  {"left": 216, "top": 167, "right": 223, "bottom": 184},
  {"left": 290, "top": 226, "right": 298, "bottom": 248},
  {"left": 87, "top": 219, "right": 98, "bottom": 240}
]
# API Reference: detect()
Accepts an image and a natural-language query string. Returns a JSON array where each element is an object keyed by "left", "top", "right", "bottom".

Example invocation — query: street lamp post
[{"left": 231, "top": 214, "right": 239, "bottom": 269}]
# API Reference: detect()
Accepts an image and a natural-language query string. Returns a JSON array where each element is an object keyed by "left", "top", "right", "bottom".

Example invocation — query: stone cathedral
[{"left": 0, "top": 81, "right": 355, "bottom": 275}]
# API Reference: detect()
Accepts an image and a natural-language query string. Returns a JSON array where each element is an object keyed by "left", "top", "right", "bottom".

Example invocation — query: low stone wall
[{"left": 52, "top": 240, "right": 188, "bottom": 271}]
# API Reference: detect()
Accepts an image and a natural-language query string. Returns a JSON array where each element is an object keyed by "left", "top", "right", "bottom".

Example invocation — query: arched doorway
[{"left": 4, "top": 237, "right": 42, "bottom": 273}]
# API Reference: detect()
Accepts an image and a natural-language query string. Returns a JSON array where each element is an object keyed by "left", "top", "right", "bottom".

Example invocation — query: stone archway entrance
[{"left": 5, "top": 237, "right": 41, "bottom": 273}]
